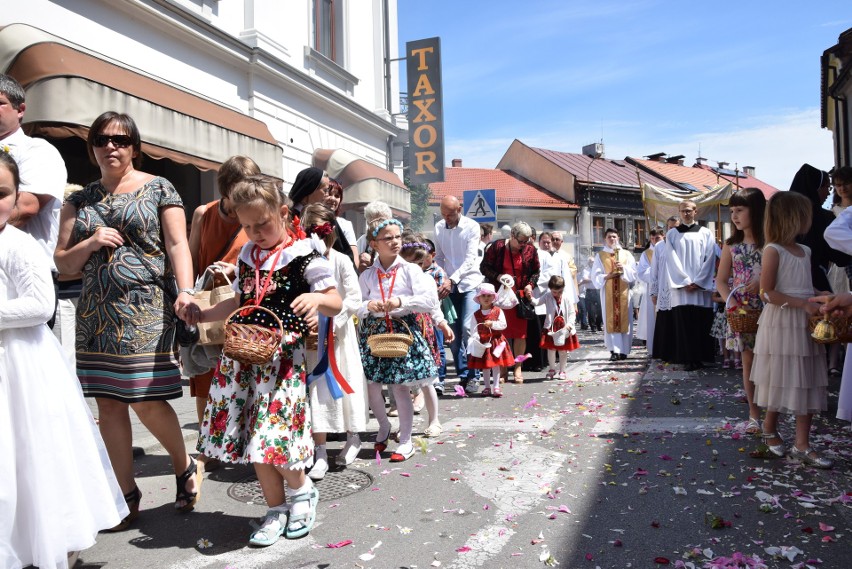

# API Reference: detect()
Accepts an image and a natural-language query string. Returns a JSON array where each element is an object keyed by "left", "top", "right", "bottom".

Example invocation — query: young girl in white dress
[
  {"left": 181, "top": 176, "right": 342, "bottom": 545},
  {"left": 749, "top": 191, "right": 832, "bottom": 469},
  {"left": 358, "top": 218, "right": 439, "bottom": 462},
  {"left": 535, "top": 275, "right": 580, "bottom": 380},
  {"left": 466, "top": 283, "right": 515, "bottom": 397},
  {"left": 0, "top": 151, "right": 127, "bottom": 569},
  {"left": 300, "top": 204, "right": 368, "bottom": 476}
]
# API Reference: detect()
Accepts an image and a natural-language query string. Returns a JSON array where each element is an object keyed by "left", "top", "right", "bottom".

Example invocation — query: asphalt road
[{"left": 73, "top": 330, "right": 851, "bottom": 569}]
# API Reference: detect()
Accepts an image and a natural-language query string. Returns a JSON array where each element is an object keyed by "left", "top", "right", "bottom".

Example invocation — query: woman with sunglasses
[
  {"left": 55, "top": 112, "right": 201, "bottom": 530},
  {"left": 480, "top": 221, "right": 540, "bottom": 383}
]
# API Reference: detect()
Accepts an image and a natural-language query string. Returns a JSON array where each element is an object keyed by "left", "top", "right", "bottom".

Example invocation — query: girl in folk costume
[
  {"left": 636, "top": 228, "right": 663, "bottom": 353},
  {"left": 181, "top": 177, "right": 342, "bottom": 545},
  {"left": 358, "top": 218, "right": 439, "bottom": 462},
  {"left": 399, "top": 231, "right": 453, "bottom": 437},
  {"left": 591, "top": 228, "right": 637, "bottom": 361},
  {"left": 535, "top": 276, "right": 580, "bottom": 379},
  {"left": 1, "top": 151, "right": 128, "bottom": 569},
  {"left": 716, "top": 188, "right": 766, "bottom": 434},
  {"left": 749, "top": 192, "right": 832, "bottom": 469},
  {"left": 466, "top": 283, "right": 515, "bottom": 397},
  {"left": 300, "top": 204, "right": 369, "bottom": 478}
]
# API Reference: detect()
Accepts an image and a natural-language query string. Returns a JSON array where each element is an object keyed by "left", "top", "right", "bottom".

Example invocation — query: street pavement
[{"left": 75, "top": 330, "right": 851, "bottom": 569}]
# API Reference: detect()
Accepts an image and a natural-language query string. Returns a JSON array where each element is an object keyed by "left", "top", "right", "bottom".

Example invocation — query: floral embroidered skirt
[
  {"left": 197, "top": 341, "right": 313, "bottom": 468},
  {"left": 359, "top": 314, "right": 438, "bottom": 385}
]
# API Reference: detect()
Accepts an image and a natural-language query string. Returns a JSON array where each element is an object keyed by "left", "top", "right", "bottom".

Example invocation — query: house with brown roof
[
  {"left": 822, "top": 26, "right": 852, "bottom": 168},
  {"left": 495, "top": 140, "right": 678, "bottom": 261},
  {"left": 427, "top": 158, "right": 579, "bottom": 242}
]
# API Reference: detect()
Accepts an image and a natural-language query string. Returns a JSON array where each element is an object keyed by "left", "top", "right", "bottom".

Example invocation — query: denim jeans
[
  {"left": 576, "top": 296, "right": 588, "bottom": 327},
  {"left": 449, "top": 288, "right": 480, "bottom": 382}
]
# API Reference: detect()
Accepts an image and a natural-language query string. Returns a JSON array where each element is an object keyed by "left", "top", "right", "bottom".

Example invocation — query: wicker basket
[
  {"left": 367, "top": 317, "right": 414, "bottom": 358},
  {"left": 807, "top": 314, "right": 852, "bottom": 345},
  {"left": 222, "top": 306, "right": 284, "bottom": 365},
  {"left": 725, "top": 286, "right": 761, "bottom": 334}
]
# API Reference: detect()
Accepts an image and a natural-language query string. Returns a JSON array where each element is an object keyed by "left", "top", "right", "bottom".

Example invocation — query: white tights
[
  {"left": 547, "top": 350, "right": 567, "bottom": 372},
  {"left": 482, "top": 367, "right": 499, "bottom": 390},
  {"left": 368, "top": 383, "right": 414, "bottom": 445}
]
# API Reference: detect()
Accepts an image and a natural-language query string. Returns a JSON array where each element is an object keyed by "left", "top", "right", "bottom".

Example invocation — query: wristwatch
[{"left": 179, "top": 288, "right": 194, "bottom": 295}]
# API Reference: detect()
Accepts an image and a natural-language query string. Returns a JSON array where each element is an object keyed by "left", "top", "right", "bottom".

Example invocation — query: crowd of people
[{"left": 2, "top": 66, "right": 851, "bottom": 568}]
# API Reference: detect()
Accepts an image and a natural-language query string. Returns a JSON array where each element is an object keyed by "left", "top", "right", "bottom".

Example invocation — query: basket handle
[
  {"left": 725, "top": 284, "right": 746, "bottom": 310},
  {"left": 225, "top": 305, "right": 284, "bottom": 333},
  {"left": 475, "top": 322, "right": 493, "bottom": 338},
  {"left": 368, "top": 316, "right": 413, "bottom": 339},
  {"left": 199, "top": 264, "right": 233, "bottom": 291}
]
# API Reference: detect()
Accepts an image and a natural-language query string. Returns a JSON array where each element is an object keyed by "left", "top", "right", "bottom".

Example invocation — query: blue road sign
[{"left": 463, "top": 189, "right": 497, "bottom": 222}]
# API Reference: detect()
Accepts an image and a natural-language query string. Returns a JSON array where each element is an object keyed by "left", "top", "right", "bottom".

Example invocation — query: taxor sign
[{"left": 406, "top": 37, "right": 444, "bottom": 184}]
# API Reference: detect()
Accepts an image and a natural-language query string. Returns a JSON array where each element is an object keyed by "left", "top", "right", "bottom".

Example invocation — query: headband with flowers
[
  {"left": 308, "top": 222, "right": 334, "bottom": 238},
  {"left": 371, "top": 218, "right": 403, "bottom": 237},
  {"left": 401, "top": 241, "right": 429, "bottom": 251}
]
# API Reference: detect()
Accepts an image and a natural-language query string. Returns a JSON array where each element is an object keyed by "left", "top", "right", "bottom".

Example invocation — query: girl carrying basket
[
  {"left": 358, "top": 218, "right": 439, "bottom": 462},
  {"left": 181, "top": 176, "right": 342, "bottom": 545},
  {"left": 466, "top": 283, "right": 515, "bottom": 397},
  {"left": 535, "top": 275, "right": 580, "bottom": 379}
]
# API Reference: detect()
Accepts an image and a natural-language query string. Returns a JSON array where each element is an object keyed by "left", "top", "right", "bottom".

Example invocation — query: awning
[
  {"left": 0, "top": 23, "right": 283, "bottom": 177},
  {"left": 312, "top": 148, "right": 410, "bottom": 215}
]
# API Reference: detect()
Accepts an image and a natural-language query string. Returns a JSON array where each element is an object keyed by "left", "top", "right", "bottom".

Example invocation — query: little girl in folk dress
[
  {"left": 358, "top": 218, "right": 439, "bottom": 462},
  {"left": 536, "top": 275, "right": 580, "bottom": 380},
  {"left": 181, "top": 176, "right": 342, "bottom": 546},
  {"left": 466, "top": 283, "right": 515, "bottom": 397}
]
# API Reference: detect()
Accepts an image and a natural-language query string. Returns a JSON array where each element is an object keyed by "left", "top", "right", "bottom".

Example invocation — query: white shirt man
[
  {"left": 433, "top": 195, "right": 484, "bottom": 389},
  {"left": 591, "top": 229, "right": 637, "bottom": 360},
  {"left": 1, "top": 76, "right": 67, "bottom": 269},
  {"left": 663, "top": 201, "right": 716, "bottom": 370}
]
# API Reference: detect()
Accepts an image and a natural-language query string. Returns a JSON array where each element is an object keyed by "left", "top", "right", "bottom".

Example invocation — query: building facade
[
  {"left": 1, "top": 0, "right": 408, "bottom": 219},
  {"left": 823, "top": 26, "right": 852, "bottom": 168}
]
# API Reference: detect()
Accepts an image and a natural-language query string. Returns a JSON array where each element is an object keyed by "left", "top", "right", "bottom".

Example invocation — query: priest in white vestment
[
  {"left": 664, "top": 201, "right": 717, "bottom": 370},
  {"left": 591, "top": 228, "right": 637, "bottom": 360}
]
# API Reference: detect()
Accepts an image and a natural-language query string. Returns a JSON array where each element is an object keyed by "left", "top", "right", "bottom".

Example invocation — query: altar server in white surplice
[
  {"left": 664, "top": 200, "right": 717, "bottom": 371},
  {"left": 636, "top": 227, "right": 664, "bottom": 353}
]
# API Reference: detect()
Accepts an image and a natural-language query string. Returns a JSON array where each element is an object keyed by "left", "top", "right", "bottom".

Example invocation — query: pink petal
[
  {"left": 454, "top": 385, "right": 468, "bottom": 397},
  {"left": 558, "top": 504, "right": 571, "bottom": 514},
  {"left": 456, "top": 546, "right": 471, "bottom": 553},
  {"left": 819, "top": 522, "right": 835, "bottom": 532},
  {"left": 326, "top": 540, "right": 353, "bottom": 548},
  {"left": 658, "top": 454, "right": 673, "bottom": 461}
]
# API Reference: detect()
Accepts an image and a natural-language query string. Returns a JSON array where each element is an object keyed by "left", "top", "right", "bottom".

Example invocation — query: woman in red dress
[{"left": 480, "top": 222, "right": 540, "bottom": 383}]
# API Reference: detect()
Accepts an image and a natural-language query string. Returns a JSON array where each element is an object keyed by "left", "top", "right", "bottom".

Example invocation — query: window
[
  {"left": 592, "top": 216, "right": 605, "bottom": 246},
  {"left": 314, "top": 0, "right": 336, "bottom": 61},
  {"left": 614, "top": 218, "right": 627, "bottom": 247},
  {"left": 542, "top": 221, "right": 555, "bottom": 231},
  {"left": 634, "top": 218, "right": 646, "bottom": 248}
]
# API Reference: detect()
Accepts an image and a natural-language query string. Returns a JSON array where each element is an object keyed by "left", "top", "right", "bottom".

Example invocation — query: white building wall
[{"left": 10, "top": 0, "right": 403, "bottom": 190}]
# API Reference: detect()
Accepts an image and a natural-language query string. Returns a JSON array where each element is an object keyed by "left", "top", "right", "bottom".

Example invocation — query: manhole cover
[{"left": 227, "top": 469, "right": 374, "bottom": 504}]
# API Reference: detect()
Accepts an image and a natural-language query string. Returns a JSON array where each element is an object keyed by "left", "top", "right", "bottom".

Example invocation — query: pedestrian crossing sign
[{"left": 463, "top": 189, "right": 497, "bottom": 222}]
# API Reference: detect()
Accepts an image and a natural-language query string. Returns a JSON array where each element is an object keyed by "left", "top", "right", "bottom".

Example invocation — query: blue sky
[{"left": 397, "top": 1, "right": 851, "bottom": 190}]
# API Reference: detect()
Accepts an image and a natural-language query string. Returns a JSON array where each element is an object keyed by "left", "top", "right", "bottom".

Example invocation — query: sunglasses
[{"left": 92, "top": 134, "right": 134, "bottom": 148}]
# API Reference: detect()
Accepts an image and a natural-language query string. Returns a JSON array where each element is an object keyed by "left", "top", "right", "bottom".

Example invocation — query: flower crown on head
[
  {"left": 401, "top": 241, "right": 429, "bottom": 251},
  {"left": 308, "top": 222, "right": 334, "bottom": 238},
  {"left": 371, "top": 218, "right": 403, "bottom": 237}
]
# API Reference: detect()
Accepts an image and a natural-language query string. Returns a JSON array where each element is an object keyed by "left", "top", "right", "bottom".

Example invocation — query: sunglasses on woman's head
[{"left": 92, "top": 134, "right": 133, "bottom": 148}]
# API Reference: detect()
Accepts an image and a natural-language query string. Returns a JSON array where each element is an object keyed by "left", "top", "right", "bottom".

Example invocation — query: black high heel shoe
[
  {"left": 175, "top": 456, "right": 202, "bottom": 513},
  {"left": 106, "top": 486, "right": 141, "bottom": 532}
]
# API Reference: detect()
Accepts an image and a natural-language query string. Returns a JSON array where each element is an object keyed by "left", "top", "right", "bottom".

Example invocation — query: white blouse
[{"left": 358, "top": 255, "right": 438, "bottom": 318}]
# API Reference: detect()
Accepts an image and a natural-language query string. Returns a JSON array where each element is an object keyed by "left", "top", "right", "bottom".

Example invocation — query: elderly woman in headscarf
[
  {"left": 480, "top": 221, "right": 540, "bottom": 383},
  {"left": 789, "top": 163, "right": 850, "bottom": 292},
  {"left": 288, "top": 167, "right": 356, "bottom": 266}
]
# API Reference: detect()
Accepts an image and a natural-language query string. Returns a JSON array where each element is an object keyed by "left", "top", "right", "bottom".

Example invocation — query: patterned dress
[
  {"left": 725, "top": 243, "right": 762, "bottom": 351},
  {"left": 197, "top": 240, "right": 335, "bottom": 467},
  {"left": 69, "top": 178, "right": 183, "bottom": 402}
]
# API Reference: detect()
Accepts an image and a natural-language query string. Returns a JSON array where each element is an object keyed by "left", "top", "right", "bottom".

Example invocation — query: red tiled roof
[
  {"left": 694, "top": 164, "right": 780, "bottom": 200},
  {"left": 428, "top": 168, "right": 578, "bottom": 209},
  {"left": 530, "top": 147, "right": 679, "bottom": 190}
]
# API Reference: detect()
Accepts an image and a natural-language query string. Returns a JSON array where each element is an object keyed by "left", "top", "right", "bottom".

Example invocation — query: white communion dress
[{"left": 0, "top": 225, "right": 127, "bottom": 569}]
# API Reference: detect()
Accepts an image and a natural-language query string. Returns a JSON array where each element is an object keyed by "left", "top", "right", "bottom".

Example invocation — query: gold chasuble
[{"left": 598, "top": 249, "right": 631, "bottom": 334}]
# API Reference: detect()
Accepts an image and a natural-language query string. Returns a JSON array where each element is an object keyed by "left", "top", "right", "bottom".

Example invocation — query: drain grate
[{"left": 227, "top": 469, "right": 374, "bottom": 504}]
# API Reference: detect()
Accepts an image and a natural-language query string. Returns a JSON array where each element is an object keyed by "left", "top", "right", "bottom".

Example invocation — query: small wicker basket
[
  {"left": 367, "top": 317, "right": 413, "bottom": 358},
  {"left": 222, "top": 305, "right": 284, "bottom": 365},
  {"left": 725, "top": 286, "right": 761, "bottom": 334},
  {"left": 807, "top": 314, "right": 852, "bottom": 345}
]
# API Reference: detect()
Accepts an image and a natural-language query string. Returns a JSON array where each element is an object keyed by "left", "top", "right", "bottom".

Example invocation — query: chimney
[
  {"left": 451, "top": 158, "right": 463, "bottom": 168},
  {"left": 743, "top": 165, "right": 755, "bottom": 177},
  {"left": 695, "top": 156, "right": 707, "bottom": 166},
  {"left": 666, "top": 154, "right": 685, "bottom": 166},
  {"left": 582, "top": 143, "right": 604, "bottom": 158},
  {"left": 645, "top": 152, "right": 667, "bottom": 162},
  {"left": 717, "top": 161, "right": 729, "bottom": 169}
]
